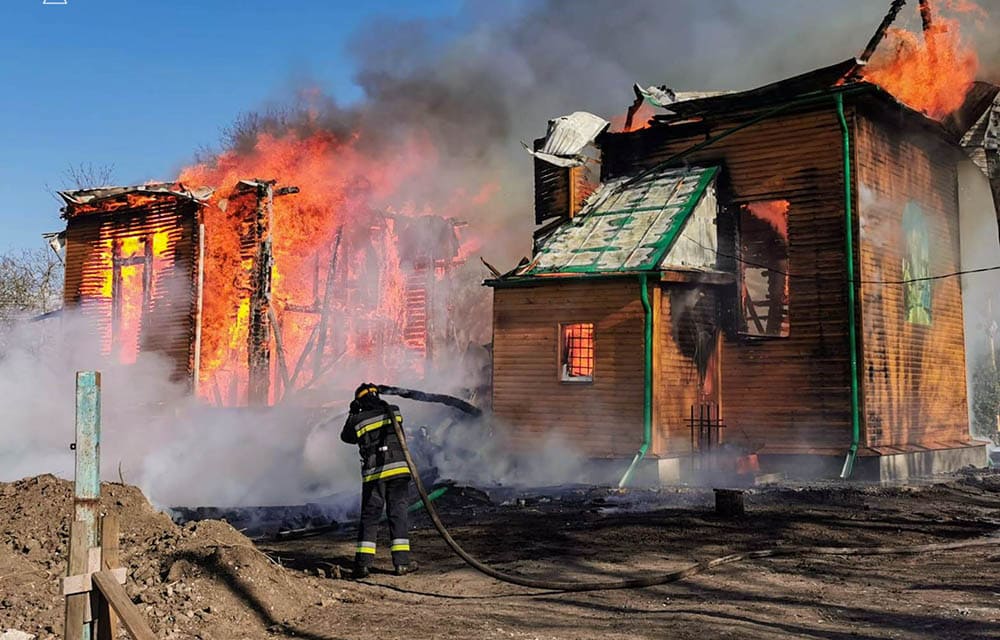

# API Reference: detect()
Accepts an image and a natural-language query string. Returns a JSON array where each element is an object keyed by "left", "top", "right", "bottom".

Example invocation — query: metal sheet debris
[{"left": 523, "top": 111, "right": 609, "bottom": 167}]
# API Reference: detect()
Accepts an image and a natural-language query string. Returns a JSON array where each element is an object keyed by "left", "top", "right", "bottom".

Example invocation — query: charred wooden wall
[
  {"left": 854, "top": 107, "right": 971, "bottom": 450},
  {"left": 492, "top": 279, "right": 645, "bottom": 457},
  {"left": 63, "top": 196, "right": 200, "bottom": 385},
  {"left": 603, "top": 104, "right": 855, "bottom": 455},
  {"left": 653, "top": 284, "right": 721, "bottom": 456},
  {"left": 533, "top": 138, "right": 598, "bottom": 226}
]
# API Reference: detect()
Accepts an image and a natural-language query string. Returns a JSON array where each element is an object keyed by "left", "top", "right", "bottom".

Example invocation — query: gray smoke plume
[{"left": 6, "top": 1, "right": 1000, "bottom": 507}]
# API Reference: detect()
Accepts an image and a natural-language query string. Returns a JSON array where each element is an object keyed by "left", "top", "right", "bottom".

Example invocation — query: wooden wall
[
  {"left": 603, "top": 104, "right": 855, "bottom": 455},
  {"left": 653, "top": 284, "right": 721, "bottom": 456},
  {"left": 491, "top": 278, "right": 646, "bottom": 457},
  {"left": 854, "top": 108, "right": 971, "bottom": 449},
  {"left": 64, "top": 197, "right": 200, "bottom": 386}
]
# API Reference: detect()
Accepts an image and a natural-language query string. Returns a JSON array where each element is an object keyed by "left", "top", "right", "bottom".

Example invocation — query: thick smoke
[{"left": 5, "top": 1, "right": 1000, "bottom": 506}]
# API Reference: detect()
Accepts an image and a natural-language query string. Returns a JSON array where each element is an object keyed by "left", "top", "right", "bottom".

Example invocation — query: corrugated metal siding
[
  {"left": 604, "top": 105, "right": 854, "bottom": 455},
  {"left": 492, "top": 279, "right": 645, "bottom": 457},
  {"left": 854, "top": 110, "right": 971, "bottom": 449},
  {"left": 63, "top": 197, "right": 200, "bottom": 385}
]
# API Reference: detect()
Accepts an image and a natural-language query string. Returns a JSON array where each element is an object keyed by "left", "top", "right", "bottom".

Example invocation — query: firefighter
[{"left": 340, "top": 382, "right": 417, "bottom": 579}]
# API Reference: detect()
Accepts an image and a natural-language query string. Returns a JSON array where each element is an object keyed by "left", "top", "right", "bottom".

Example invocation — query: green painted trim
[
  {"left": 835, "top": 93, "right": 862, "bottom": 480},
  {"left": 530, "top": 166, "right": 718, "bottom": 276},
  {"left": 642, "top": 166, "right": 720, "bottom": 270},
  {"left": 589, "top": 204, "right": 681, "bottom": 217},
  {"left": 485, "top": 271, "right": 661, "bottom": 288},
  {"left": 618, "top": 274, "right": 654, "bottom": 488}
]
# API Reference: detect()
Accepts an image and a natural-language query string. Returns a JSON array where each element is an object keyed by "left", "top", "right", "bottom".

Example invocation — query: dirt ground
[{"left": 3, "top": 471, "right": 999, "bottom": 639}]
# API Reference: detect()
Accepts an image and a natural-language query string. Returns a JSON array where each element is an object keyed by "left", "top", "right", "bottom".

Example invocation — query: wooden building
[
  {"left": 487, "top": 60, "right": 997, "bottom": 482},
  {"left": 59, "top": 183, "right": 469, "bottom": 406},
  {"left": 60, "top": 184, "right": 210, "bottom": 386}
]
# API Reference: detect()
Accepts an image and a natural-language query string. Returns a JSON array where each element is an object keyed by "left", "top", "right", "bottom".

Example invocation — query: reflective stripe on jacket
[{"left": 341, "top": 404, "right": 410, "bottom": 483}]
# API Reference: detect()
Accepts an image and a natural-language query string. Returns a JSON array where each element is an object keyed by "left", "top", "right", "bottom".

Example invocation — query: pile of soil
[{"left": 0, "top": 475, "right": 336, "bottom": 639}]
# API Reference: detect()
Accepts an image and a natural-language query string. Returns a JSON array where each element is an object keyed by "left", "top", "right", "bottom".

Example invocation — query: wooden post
[
  {"left": 74, "top": 371, "right": 101, "bottom": 545},
  {"left": 71, "top": 370, "right": 101, "bottom": 640},
  {"left": 64, "top": 521, "right": 89, "bottom": 640},
  {"left": 248, "top": 182, "right": 274, "bottom": 407},
  {"left": 96, "top": 515, "right": 119, "bottom": 640},
  {"left": 192, "top": 222, "right": 206, "bottom": 397}
]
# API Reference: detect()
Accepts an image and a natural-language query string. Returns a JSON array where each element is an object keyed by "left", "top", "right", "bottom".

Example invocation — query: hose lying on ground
[{"left": 380, "top": 386, "right": 999, "bottom": 593}]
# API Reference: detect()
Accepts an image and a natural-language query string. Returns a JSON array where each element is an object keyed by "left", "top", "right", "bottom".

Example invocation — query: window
[
  {"left": 560, "top": 323, "right": 594, "bottom": 382},
  {"left": 739, "top": 200, "right": 790, "bottom": 338}
]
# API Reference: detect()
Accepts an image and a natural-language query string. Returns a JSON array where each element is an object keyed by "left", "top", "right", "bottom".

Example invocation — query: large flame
[
  {"left": 863, "top": 0, "right": 982, "bottom": 120},
  {"left": 179, "top": 126, "right": 483, "bottom": 405}
]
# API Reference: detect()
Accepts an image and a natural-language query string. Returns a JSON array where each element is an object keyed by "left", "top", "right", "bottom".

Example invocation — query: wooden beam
[
  {"left": 74, "top": 371, "right": 102, "bottom": 541},
  {"left": 269, "top": 307, "right": 291, "bottom": 401},
  {"left": 63, "top": 521, "right": 89, "bottom": 640},
  {"left": 98, "top": 515, "right": 120, "bottom": 640},
  {"left": 312, "top": 226, "right": 344, "bottom": 384},
  {"left": 247, "top": 182, "right": 275, "bottom": 407},
  {"left": 92, "top": 571, "right": 156, "bottom": 640}
]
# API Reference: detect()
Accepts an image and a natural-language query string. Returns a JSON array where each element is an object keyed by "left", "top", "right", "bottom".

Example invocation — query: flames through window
[
  {"left": 739, "top": 200, "right": 790, "bottom": 338},
  {"left": 560, "top": 323, "right": 594, "bottom": 382}
]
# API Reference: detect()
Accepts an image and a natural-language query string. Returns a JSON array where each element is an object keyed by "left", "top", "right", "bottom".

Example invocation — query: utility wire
[{"left": 676, "top": 233, "right": 1000, "bottom": 286}]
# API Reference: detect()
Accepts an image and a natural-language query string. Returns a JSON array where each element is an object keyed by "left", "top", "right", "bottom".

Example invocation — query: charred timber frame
[{"left": 247, "top": 181, "right": 275, "bottom": 407}]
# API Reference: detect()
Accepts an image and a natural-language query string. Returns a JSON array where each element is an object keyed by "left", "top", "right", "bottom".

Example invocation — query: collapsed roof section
[
  {"left": 530, "top": 165, "right": 719, "bottom": 275},
  {"left": 523, "top": 111, "right": 609, "bottom": 168},
  {"left": 59, "top": 183, "right": 214, "bottom": 218}
]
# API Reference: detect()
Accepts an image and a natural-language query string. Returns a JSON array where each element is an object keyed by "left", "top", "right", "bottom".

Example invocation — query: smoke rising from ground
[{"left": 5, "top": 1, "right": 1000, "bottom": 506}]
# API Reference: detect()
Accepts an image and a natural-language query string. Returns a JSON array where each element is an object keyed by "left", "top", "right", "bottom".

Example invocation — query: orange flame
[
  {"left": 179, "top": 127, "right": 475, "bottom": 404},
  {"left": 863, "top": 0, "right": 981, "bottom": 120}
]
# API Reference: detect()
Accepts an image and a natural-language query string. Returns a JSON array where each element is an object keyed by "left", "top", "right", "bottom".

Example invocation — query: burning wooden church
[
  {"left": 487, "top": 56, "right": 1000, "bottom": 482},
  {"left": 58, "top": 181, "right": 469, "bottom": 406}
]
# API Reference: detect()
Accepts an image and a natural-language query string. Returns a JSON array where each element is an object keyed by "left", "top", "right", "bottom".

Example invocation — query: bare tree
[
  {"left": 62, "top": 162, "right": 115, "bottom": 190},
  {"left": 0, "top": 247, "right": 63, "bottom": 326}
]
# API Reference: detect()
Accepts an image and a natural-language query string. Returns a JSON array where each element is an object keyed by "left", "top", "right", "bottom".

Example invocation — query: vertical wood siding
[
  {"left": 63, "top": 198, "right": 200, "bottom": 386},
  {"left": 603, "top": 105, "right": 855, "bottom": 454},
  {"left": 854, "top": 110, "right": 971, "bottom": 449}
]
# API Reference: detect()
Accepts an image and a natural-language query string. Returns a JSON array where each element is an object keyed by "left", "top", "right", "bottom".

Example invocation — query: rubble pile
[{"left": 0, "top": 475, "right": 331, "bottom": 639}]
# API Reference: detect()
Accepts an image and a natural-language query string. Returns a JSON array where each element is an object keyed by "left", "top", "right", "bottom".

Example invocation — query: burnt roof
[
  {"left": 652, "top": 58, "right": 862, "bottom": 123},
  {"left": 59, "top": 182, "right": 213, "bottom": 211}
]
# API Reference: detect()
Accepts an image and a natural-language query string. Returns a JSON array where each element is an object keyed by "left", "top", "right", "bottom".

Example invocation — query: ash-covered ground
[{"left": 3, "top": 471, "right": 999, "bottom": 639}]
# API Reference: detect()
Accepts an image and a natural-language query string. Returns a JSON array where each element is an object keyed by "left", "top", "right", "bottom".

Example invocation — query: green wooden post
[{"left": 74, "top": 370, "right": 101, "bottom": 640}]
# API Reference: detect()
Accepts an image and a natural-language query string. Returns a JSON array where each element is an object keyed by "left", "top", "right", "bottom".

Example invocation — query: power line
[{"left": 677, "top": 233, "right": 1000, "bottom": 286}]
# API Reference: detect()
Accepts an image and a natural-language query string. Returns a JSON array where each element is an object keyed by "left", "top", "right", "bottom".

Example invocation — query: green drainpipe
[
  {"left": 835, "top": 93, "right": 862, "bottom": 479},
  {"left": 618, "top": 273, "right": 654, "bottom": 488}
]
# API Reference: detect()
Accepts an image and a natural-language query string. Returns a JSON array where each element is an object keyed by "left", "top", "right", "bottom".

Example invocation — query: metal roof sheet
[
  {"left": 58, "top": 182, "right": 214, "bottom": 207},
  {"left": 530, "top": 165, "right": 718, "bottom": 274},
  {"left": 523, "top": 111, "right": 609, "bottom": 167}
]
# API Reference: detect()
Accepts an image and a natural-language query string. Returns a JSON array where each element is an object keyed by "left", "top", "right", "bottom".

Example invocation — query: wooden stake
[
  {"left": 64, "top": 521, "right": 89, "bottom": 640},
  {"left": 96, "top": 515, "right": 119, "bottom": 640}
]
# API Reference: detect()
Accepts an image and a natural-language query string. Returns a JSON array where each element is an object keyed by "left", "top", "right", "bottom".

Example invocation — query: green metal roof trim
[{"left": 530, "top": 165, "right": 718, "bottom": 274}]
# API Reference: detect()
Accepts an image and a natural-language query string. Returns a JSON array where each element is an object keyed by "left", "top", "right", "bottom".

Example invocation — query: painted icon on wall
[{"left": 902, "top": 202, "right": 931, "bottom": 325}]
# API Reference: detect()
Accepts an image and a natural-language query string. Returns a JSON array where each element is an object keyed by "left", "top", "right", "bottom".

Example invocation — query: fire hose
[{"left": 379, "top": 386, "right": 999, "bottom": 592}]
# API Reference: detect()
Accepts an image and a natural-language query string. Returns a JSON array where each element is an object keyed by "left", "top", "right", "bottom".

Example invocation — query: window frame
[
  {"left": 736, "top": 199, "right": 791, "bottom": 340},
  {"left": 558, "top": 322, "right": 595, "bottom": 383}
]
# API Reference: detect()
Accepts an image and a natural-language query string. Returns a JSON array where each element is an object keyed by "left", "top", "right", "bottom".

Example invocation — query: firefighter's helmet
[{"left": 354, "top": 382, "right": 379, "bottom": 402}]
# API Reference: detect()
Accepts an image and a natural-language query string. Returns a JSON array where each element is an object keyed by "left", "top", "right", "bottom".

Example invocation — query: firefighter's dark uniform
[{"left": 340, "top": 391, "right": 411, "bottom": 572}]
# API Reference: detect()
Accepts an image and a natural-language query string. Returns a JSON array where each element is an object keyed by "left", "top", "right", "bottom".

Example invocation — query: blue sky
[{"left": 0, "top": 0, "right": 465, "bottom": 250}]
